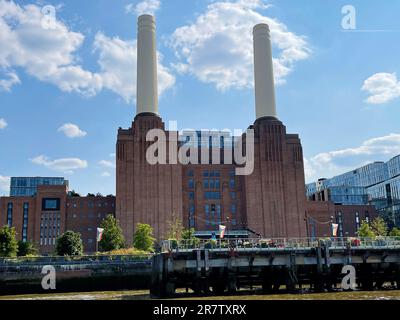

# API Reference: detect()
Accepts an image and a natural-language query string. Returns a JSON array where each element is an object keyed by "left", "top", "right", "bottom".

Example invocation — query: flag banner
[
  {"left": 332, "top": 223, "right": 339, "bottom": 237},
  {"left": 97, "top": 228, "right": 104, "bottom": 242},
  {"left": 219, "top": 225, "right": 227, "bottom": 239}
]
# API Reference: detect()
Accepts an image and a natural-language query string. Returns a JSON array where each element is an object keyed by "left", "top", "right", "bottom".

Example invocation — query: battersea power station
[
  {"left": 116, "top": 15, "right": 307, "bottom": 243},
  {"left": 0, "top": 15, "right": 377, "bottom": 253}
]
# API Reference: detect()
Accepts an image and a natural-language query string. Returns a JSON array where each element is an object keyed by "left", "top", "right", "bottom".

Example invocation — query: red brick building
[
  {"left": 116, "top": 16, "right": 308, "bottom": 242},
  {"left": 116, "top": 118, "right": 307, "bottom": 242},
  {"left": 0, "top": 185, "right": 115, "bottom": 254},
  {"left": 305, "top": 201, "right": 378, "bottom": 238}
]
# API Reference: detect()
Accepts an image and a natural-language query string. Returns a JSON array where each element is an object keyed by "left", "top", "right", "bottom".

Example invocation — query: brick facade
[
  {"left": 0, "top": 185, "right": 115, "bottom": 254},
  {"left": 305, "top": 201, "right": 378, "bottom": 238},
  {"left": 116, "top": 114, "right": 308, "bottom": 241}
]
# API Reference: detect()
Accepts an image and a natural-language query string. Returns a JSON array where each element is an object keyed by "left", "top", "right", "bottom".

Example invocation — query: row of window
[
  {"left": 40, "top": 212, "right": 61, "bottom": 246},
  {"left": 205, "top": 192, "right": 222, "bottom": 200},
  {"left": 188, "top": 191, "right": 237, "bottom": 200},
  {"left": 71, "top": 212, "right": 109, "bottom": 219},
  {"left": 203, "top": 179, "right": 220, "bottom": 189},
  {"left": 7, "top": 203, "right": 29, "bottom": 242},
  {"left": 188, "top": 179, "right": 236, "bottom": 190},
  {"left": 187, "top": 170, "right": 237, "bottom": 178},
  {"left": 335, "top": 211, "right": 370, "bottom": 237},
  {"left": 67, "top": 202, "right": 114, "bottom": 208},
  {"left": 188, "top": 203, "right": 238, "bottom": 215}
]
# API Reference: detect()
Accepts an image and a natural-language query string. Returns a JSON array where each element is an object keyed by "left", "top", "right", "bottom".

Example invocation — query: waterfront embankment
[{"left": 0, "top": 255, "right": 152, "bottom": 295}]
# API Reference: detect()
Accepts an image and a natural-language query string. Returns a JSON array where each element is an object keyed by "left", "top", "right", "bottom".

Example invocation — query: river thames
[{"left": 1, "top": 289, "right": 400, "bottom": 300}]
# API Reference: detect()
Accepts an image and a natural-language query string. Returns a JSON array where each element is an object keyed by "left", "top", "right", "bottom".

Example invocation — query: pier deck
[{"left": 151, "top": 237, "right": 400, "bottom": 297}]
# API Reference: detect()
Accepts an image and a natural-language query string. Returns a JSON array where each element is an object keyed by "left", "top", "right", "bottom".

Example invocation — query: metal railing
[
  {"left": 0, "top": 254, "right": 152, "bottom": 267},
  {"left": 161, "top": 237, "right": 400, "bottom": 252}
]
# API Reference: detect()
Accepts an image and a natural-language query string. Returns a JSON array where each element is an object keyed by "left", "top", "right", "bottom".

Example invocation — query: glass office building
[
  {"left": 10, "top": 177, "right": 69, "bottom": 197},
  {"left": 306, "top": 155, "right": 400, "bottom": 227}
]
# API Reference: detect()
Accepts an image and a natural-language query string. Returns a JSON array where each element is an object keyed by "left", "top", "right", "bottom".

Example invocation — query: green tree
[
  {"left": 166, "top": 213, "right": 184, "bottom": 240},
  {"left": 99, "top": 215, "right": 125, "bottom": 252},
  {"left": 182, "top": 228, "right": 196, "bottom": 240},
  {"left": 56, "top": 231, "right": 83, "bottom": 256},
  {"left": 133, "top": 224, "right": 155, "bottom": 252},
  {"left": 370, "top": 217, "right": 388, "bottom": 237},
  {"left": 68, "top": 190, "right": 81, "bottom": 197},
  {"left": 357, "top": 220, "right": 375, "bottom": 238},
  {"left": 389, "top": 228, "right": 400, "bottom": 238},
  {"left": 17, "top": 240, "right": 38, "bottom": 257},
  {"left": 181, "top": 228, "right": 200, "bottom": 248},
  {"left": 0, "top": 225, "right": 18, "bottom": 258}
]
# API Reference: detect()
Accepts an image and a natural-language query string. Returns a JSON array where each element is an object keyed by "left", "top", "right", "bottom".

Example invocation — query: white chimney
[
  {"left": 253, "top": 23, "right": 277, "bottom": 119},
  {"left": 136, "top": 15, "right": 158, "bottom": 115}
]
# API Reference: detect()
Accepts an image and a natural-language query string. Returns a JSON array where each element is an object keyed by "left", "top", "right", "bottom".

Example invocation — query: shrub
[
  {"left": 133, "top": 224, "right": 155, "bottom": 252},
  {"left": 99, "top": 215, "right": 125, "bottom": 252},
  {"left": 17, "top": 240, "right": 38, "bottom": 257},
  {"left": 0, "top": 225, "right": 18, "bottom": 258},
  {"left": 56, "top": 231, "right": 83, "bottom": 256}
]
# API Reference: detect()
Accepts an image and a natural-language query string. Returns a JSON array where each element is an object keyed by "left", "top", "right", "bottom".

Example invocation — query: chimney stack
[
  {"left": 253, "top": 23, "right": 277, "bottom": 119},
  {"left": 136, "top": 14, "right": 158, "bottom": 116}
]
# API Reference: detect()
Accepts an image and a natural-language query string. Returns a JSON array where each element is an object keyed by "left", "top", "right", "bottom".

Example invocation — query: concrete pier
[{"left": 151, "top": 237, "right": 400, "bottom": 297}]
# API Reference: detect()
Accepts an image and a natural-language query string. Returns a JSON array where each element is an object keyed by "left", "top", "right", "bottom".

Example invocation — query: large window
[
  {"left": 7, "top": 203, "right": 13, "bottom": 227},
  {"left": 205, "top": 192, "right": 221, "bottom": 200},
  {"left": 231, "top": 204, "right": 237, "bottom": 215},
  {"left": 209, "top": 179, "right": 215, "bottom": 189},
  {"left": 22, "top": 203, "right": 29, "bottom": 242},
  {"left": 42, "top": 198, "right": 60, "bottom": 211}
]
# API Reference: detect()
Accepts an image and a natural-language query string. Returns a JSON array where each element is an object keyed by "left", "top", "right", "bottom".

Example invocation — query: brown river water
[{"left": 1, "top": 289, "right": 400, "bottom": 300}]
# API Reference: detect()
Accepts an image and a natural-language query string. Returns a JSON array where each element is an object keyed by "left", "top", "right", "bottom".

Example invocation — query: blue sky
[{"left": 1, "top": 0, "right": 400, "bottom": 196}]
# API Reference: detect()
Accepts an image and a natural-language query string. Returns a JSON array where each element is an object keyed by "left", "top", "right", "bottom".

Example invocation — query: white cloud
[
  {"left": 303, "top": 158, "right": 316, "bottom": 183},
  {"left": 99, "top": 159, "right": 116, "bottom": 169},
  {"left": 31, "top": 155, "right": 88, "bottom": 173},
  {"left": 0, "top": 117, "right": 7, "bottom": 129},
  {"left": 0, "top": 0, "right": 102, "bottom": 96},
  {"left": 101, "top": 171, "right": 111, "bottom": 178},
  {"left": 0, "top": 1, "right": 174, "bottom": 103},
  {"left": 0, "top": 71, "right": 20, "bottom": 91},
  {"left": 93, "top": 32, "right": 175, "bottom": 103},
  {"left": 362, "top": 72, "right": 400, "bottom": 104},
  {"left": 169, "top": 0, "right": 310, "bottom": 91},
  {"left": 305, "top": 133, "right": 400, "bottom": 182},
  {"left": 0, "top": 175, "right": 10, "bottom": 194},
  {"left": 58, "top": 123, "right": 87, "bottom": 138},
  {"left": 126, "top": 0, "right": 161, "bottom": 16}
]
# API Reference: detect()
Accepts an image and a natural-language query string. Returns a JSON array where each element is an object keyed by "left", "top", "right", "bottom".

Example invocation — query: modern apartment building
[{"left": 307, "top": 155, "right": 400, "bottom": 227}]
